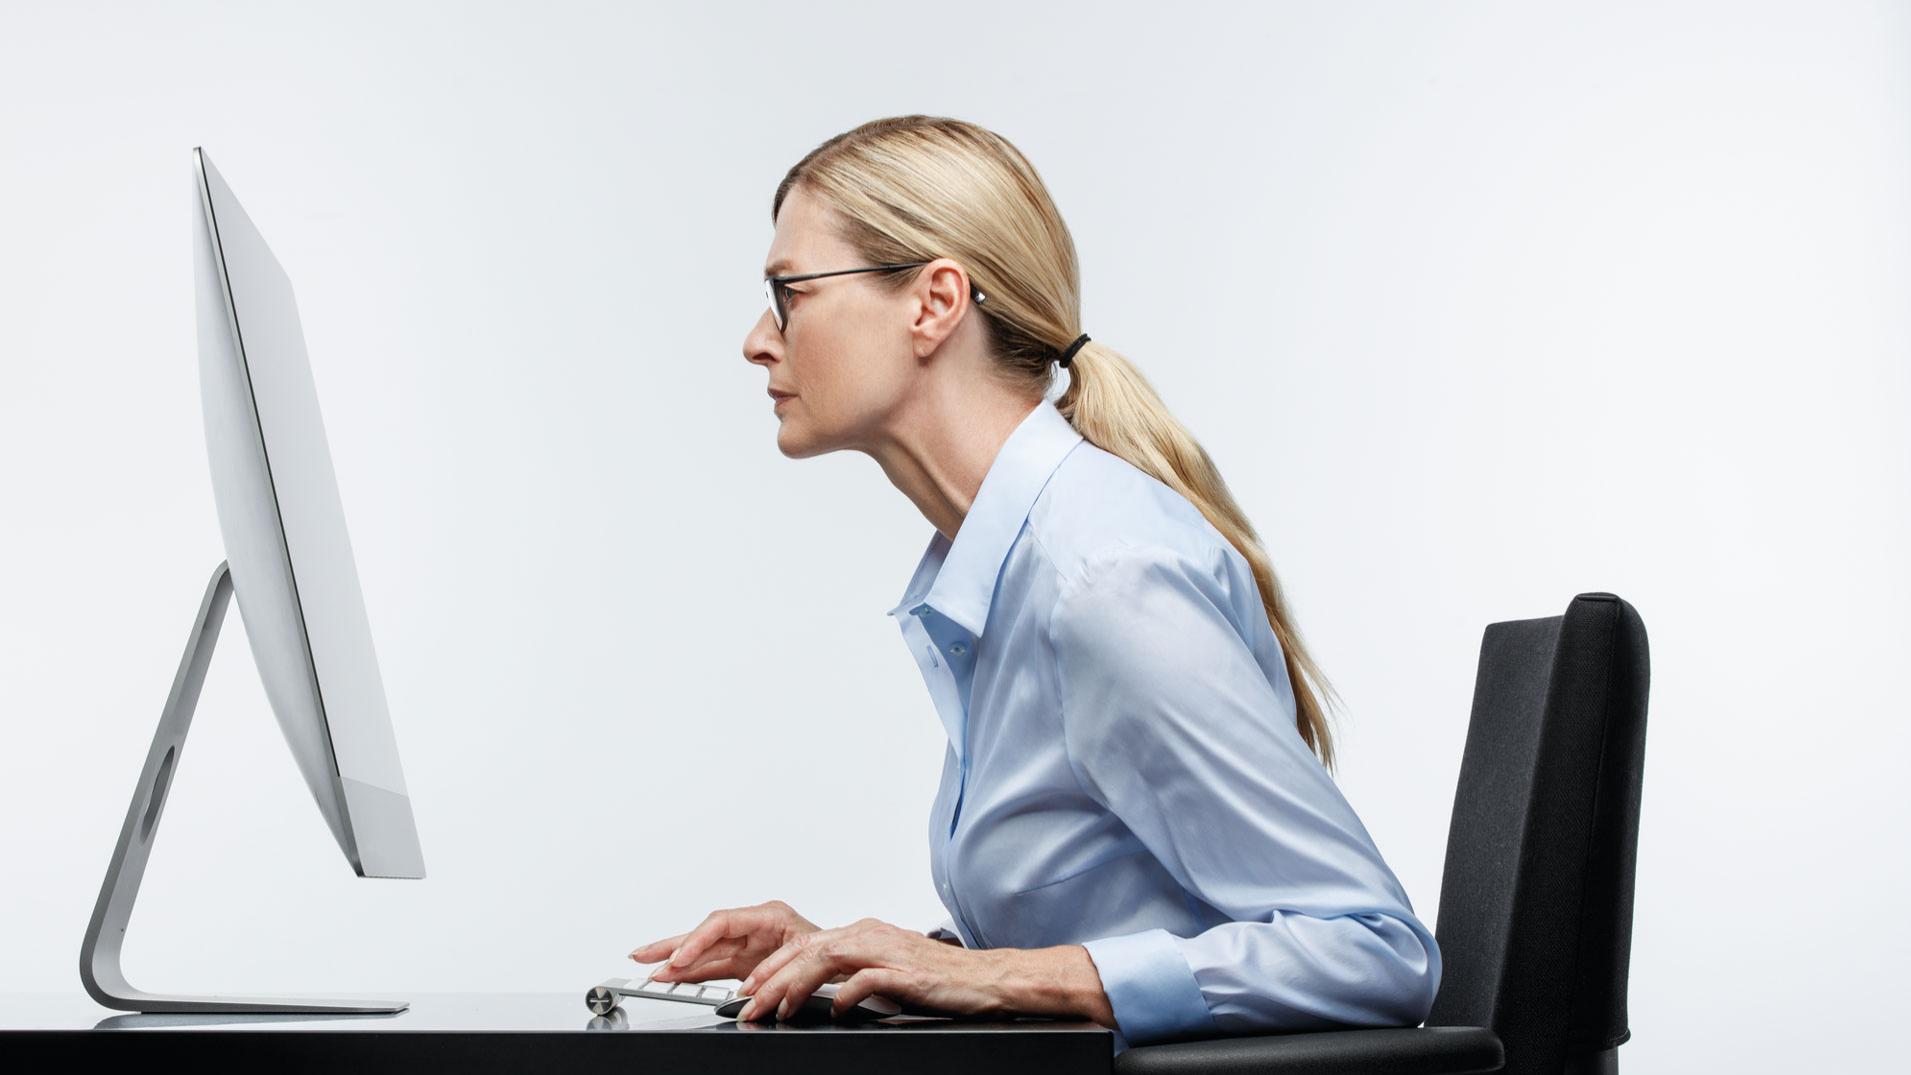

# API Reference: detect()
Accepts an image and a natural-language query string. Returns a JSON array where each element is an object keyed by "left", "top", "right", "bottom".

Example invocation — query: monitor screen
[{"left": 193, "top": 147, "right": 423, "bottom": 879}]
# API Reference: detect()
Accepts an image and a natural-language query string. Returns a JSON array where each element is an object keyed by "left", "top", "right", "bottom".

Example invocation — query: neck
[{"left": 864, "top": 384, "right": 1044, "bottom": 543}]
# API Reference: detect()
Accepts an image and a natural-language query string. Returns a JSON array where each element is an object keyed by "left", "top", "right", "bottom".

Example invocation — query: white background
[{"left": 2, "top": 2, "right": 1905, "bottom": 1070}]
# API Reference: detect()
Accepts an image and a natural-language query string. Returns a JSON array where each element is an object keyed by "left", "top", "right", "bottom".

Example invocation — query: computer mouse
[{"left": 714, "top": 981, "right": 902, "bottom": 1024}]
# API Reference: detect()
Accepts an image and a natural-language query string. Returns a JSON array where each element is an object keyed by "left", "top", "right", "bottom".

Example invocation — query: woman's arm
[
  {"left": 1049, "top": 542, "right": 1442, "bottom": 1046},
  {"left": 735, "top": 918, "right": 1116, "bottom": 1025}
]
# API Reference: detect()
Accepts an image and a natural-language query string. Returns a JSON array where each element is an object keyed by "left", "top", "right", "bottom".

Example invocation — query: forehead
[{"left": 764, "top": 186, "right": 854, "bottom": 275}]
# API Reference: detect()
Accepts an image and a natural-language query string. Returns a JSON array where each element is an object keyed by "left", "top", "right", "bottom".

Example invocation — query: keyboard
[{"left": 587, "top": 975, "right": 738, "bottom": 1015}]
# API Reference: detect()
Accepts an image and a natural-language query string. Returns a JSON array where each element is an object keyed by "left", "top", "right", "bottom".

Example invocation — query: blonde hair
[{"left": 774, "top": 115, "right": 1344, "bottom": 774}]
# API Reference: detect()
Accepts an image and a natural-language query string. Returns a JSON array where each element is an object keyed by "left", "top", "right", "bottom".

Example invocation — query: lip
[{"left": 768, "top": 389, "right": 796, "bottom": 401}]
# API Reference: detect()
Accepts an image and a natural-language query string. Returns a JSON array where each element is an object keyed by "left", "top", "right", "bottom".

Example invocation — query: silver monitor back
[{"left": 193, "top": 147, "right": 424, "bottom": 879}]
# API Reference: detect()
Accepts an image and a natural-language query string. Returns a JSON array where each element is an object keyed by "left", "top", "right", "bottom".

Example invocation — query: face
[{"left": 743, "top": 184, "right": 969, "bottom": 458}]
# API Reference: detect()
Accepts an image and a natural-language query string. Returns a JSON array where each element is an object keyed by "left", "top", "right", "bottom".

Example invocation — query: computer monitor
[{"left": 78, "top": 148, "right": 424, "bottom": 1014}]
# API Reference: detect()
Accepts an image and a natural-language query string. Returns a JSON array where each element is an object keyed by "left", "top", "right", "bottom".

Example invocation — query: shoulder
[
  {"left": 1025, "top": 439, "right": 1237, "bottom": 594},
  {"left": 1023, "top": 441, "right": 1268, "bottom": 646}
]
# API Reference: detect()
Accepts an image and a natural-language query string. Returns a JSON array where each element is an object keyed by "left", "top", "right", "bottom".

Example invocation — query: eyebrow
[{"left": 764, "top": 258, "right": 797, "bottom": 277}]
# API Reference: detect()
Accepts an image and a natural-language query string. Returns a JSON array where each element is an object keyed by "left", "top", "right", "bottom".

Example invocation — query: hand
[
  {"left": 629, "top": 899, "right": 821, "bottom": 985},
  {"left": 734, "top": 916, "right": 1018, "bottom": 1023}
]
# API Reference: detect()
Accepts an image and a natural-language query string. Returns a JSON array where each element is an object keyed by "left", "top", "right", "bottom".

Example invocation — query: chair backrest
[{"left": 1425, "top": 592, "right": 1650, "bottom": 1074}]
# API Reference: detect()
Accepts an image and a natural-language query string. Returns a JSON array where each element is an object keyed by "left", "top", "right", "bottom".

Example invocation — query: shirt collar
[{"left": 886, "top": 397, "right": 1085, "bottom": 638}]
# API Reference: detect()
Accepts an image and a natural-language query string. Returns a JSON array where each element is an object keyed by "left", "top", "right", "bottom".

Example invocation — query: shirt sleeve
[
  {"left": 1050, "top": 541, "right": 1441, "bottom": 1046},
  {"left": 925, "top": 916, "right": 964, "bottom": 945}
]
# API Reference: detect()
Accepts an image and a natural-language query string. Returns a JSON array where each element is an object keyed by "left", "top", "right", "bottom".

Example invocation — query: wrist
[{"left": 988, "top": 944, "right": 1117, "bottom": 1028}]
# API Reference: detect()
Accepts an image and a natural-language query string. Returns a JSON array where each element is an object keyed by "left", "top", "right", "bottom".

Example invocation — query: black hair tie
[{"left": 1058, "top": 333, "right": 1091, "bottom": 368}]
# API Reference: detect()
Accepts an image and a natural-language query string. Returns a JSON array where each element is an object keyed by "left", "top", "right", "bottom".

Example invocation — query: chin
[{"left": 775, "top": 422, "right": 828, "bottom": 459}]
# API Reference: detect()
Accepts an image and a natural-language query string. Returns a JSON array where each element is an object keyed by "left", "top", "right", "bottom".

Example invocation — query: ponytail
[{"left": 1057, "top": 342, "right": 1342, "bottom": 774}]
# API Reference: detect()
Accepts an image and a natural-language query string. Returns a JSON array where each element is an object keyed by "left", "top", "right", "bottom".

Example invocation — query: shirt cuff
[
  {"left": 925, "top": 916, "right": 964, "bottom": 946},
  {"left": 1080, "top": 927, "right": 1215, "bottom": 1046}
]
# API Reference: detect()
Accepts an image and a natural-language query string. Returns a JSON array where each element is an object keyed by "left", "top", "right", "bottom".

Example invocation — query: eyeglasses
[{"left": 762, "top": 262, "right": 929, "bottom": 333}]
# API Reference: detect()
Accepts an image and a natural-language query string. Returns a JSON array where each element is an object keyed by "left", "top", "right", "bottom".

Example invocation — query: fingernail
[
  {"left": 738, "top": 1000, "right": 755, "bottom": 1020},
  {"left": 777, "top": 999, "right": 789, "bottom": 1020},
  {"left": 669, "top": 946, "right": 687, "bottom": 966},
  {"left": 740, "top": 977, "right": 755, "bottom": 993}
]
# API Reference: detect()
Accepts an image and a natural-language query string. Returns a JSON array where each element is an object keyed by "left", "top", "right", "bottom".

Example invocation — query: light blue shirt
[{"left": 890, "top": 397, "right": 1440, "bottom": 1052}]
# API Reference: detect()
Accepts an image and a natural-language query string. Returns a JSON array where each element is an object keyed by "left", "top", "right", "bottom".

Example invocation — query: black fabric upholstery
[
  {"left": 1113, "top": 1026, "right": 1504, "bottom": 1075},
  {"left": 1114, "top": 592, "right": 1650, "bottom": 1075},
  {"left": 1426, "top": 594, "right": 1649, "bottom": 1073}
]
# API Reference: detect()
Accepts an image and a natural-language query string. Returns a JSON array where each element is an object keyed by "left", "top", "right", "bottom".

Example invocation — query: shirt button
[{"left": 948, "top": 642, "right": 967, "bottom": 656}]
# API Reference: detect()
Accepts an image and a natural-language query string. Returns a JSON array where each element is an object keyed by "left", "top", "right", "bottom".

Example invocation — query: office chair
[{"left": 1116, "top": 591, "right": 1650, "bottom": 1075}]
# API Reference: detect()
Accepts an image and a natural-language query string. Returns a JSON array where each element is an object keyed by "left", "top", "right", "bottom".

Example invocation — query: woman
[{"left": 629, "top": 115, "right": 1440, "bottom": 1052}]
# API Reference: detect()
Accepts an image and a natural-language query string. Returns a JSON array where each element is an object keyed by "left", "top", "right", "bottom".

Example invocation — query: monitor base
[{"left": 77, "top": 561, "right": 408, "bottom": 1015}]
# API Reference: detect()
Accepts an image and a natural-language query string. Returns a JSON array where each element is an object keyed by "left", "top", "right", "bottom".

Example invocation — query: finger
[
  {"left": 659, "top": 936, "right": 744, "bottom": 976},
  {"left": 772, "top": 946, "right": 852, "bottom": 1022},
  {"left": 667, "top": 913, "right": 737, "bottom": 971},
  {"left": 670, "top": 906, "right": 771, "bottom": 971},
  {"left": 656, "top": 943, "right": 754, "bottom": 983},
  {"left": 628, "top": 932, "right": 688, "bottom": 963},
  {"left": 737, "top": 919, "right": 871, "bottom": 993},
  {"left": 738, "top": 931, "right": 814, "bottom": 995},
  {"left": 830, "top": 967, "right": 903, "bottom": 1018},
  {"left": 751, "top": 936, "right": 858, "bottom": 1022},
  {"left": 669, "top": 952, "right": 758, "bottom": 983},
  {"left": 738, "top": 939, "right": 817, "bottom": 1020},
  {"left": 675, "top": 903, "right": 794, "bottom": 970}
]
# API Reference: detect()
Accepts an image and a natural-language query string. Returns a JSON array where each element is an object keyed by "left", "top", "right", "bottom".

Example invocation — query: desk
[{"left": 2, "top": 992, "right": 1113, "bottom": 1073}]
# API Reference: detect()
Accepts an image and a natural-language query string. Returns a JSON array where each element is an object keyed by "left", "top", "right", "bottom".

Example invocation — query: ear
[{"left": 908, "top": 257, "right": 975, "bottom": 359}]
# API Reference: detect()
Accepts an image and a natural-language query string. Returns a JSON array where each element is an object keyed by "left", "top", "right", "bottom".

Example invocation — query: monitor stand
[{"left": 79, "top": 561, "right": 407, "bottom": 1014}]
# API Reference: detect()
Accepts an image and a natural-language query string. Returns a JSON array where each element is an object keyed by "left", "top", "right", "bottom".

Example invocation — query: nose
[{"left": 743, "top": 308, "right": 780, "bottom": 369}]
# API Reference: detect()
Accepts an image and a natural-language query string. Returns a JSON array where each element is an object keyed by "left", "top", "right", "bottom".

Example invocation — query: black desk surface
[{"left": 2, "top": 991, "right": 1114, "bottom": 1073}]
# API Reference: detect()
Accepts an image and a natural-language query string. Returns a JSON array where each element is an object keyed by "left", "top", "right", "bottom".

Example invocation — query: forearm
[{"left": 985, "top": 944, "right": 1118, "bottom": 1029}]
